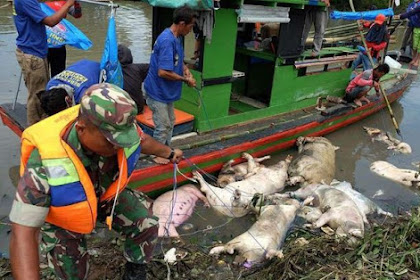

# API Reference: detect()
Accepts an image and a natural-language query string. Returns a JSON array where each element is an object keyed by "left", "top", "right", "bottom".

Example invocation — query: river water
[{"left": 0, "top": 0, "right": 419, "bottom": 260}]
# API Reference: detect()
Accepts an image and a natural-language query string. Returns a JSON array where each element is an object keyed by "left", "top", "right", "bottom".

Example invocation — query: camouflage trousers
[{"left": 40, "top": 189, "right": 159, "bottom": 280}]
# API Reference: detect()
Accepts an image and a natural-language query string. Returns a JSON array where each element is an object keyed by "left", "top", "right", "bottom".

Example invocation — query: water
[{"left": 0, "top": 0, "right": 419, "bottom": 259}]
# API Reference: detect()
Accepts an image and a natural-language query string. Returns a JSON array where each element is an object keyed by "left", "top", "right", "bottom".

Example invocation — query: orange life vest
[{"left": 20, "top": 105, "right": 141, "bottom": 233}]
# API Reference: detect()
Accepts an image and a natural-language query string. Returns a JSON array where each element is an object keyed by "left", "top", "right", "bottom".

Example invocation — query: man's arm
[
  {"left": 140, "top": 133, "right": 183, "bottom": 162},
  {"left": 10, "top": 224, "right": 41, "bottom": 280},
  {"left": 9, "top": 149, "right": 51, "bottom": 279},
  {"left": 42, "top": 0, "right": 75, "bottom": 27},
  {"left": 157, "top": 68, "right": 196, "bottom": 87}
]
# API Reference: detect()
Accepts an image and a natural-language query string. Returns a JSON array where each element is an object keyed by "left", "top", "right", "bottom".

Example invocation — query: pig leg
[
  {"left": 242, "top": 153, "right": 259, "bottom": 177},
  {"left": 255, "top": 155, "right": 271, "bottom": 163},
  {"left": 312, "top": 211, "right": 334, "bottom": 229},
  {"left": 193, "top": 171, "right": 217, "bottom": 192},
  {"left": 288, "top": 175, "right": 305, "bottom": 186},
  {"left": 210, "top": 245, "right": 234, "bottom": 256},
  {"left": 220, "top": 160, "right": 235, "bottom": 174},
  {"left": 266, "top": 249, "right": 284, "bottom": 259}
]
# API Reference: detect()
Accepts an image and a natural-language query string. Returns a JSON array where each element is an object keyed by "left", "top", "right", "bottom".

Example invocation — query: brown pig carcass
[
  {"left": 153, "top": 184, "right": 209, "bottom": 237},
  {"left": 288, "top": 136, "right": 338, "bottom": 186},
  {"left": 209, "top": 198, "right": 300, "bottom": 266},
  {"left": 217, "top": 153, "right": 271, "bottom": 187},
  {"left": 193, "top": 155, "right": 292, "bottom": 218}
]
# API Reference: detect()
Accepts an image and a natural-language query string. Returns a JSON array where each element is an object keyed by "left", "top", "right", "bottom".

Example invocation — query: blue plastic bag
[
  {"left": 40, "top": 3, "right": 92, "bottom": 50},
  {"left": 330, "top": 8, "right": 394, "bottom": 21},
  {"left": 100, "top": 11, "right": 123, "bottom": 89}
]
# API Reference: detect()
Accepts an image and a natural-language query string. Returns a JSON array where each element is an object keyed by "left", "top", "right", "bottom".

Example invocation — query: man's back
[
  {"left": 118, "top": 44, "right": 149, "bottom": 112},
  {"left": 13, "top": 0, "right": 48, "bottom": 58},
  {"left": 47, "top": 59, "right": 100, "bottom": 103}
]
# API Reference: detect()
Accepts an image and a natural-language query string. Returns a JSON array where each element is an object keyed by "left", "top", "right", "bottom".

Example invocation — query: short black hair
[
  {"left": 37, "top": 88, "right": 69, "bottom": 116},
  {"left": 173, "top": 5, "right": 198, "bottom": 25},
  {"left": 376, "top": 63, "right": 390, "bottom": 74}
]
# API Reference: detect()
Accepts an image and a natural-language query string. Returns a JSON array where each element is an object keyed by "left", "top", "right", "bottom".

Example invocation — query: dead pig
[
  {"left": 363, "top": 126, "right": 412, "bottom": 154},
  {"left": 288, "top": 136, "right": 338, "bottom": 186},
  {"left": 209, "top": 198, "right": 300, "bottom": 266},
  {"left": 279, "top": 184, "right": 365, "bottom": 238},
  {"left": 193, "top": 155, "right": 292, "bottom": 217},
  {"left": 153, "top": 184, "right": 209, "bottom": 237},
  {"left": 331, "top": 180, "right": 393, "bottom": 222},
  {"left": 370, "top": 161, "right": 420, "bottom": 187},
  {"left": 217, "top": 153, "right": 271, "bottom": 187}
]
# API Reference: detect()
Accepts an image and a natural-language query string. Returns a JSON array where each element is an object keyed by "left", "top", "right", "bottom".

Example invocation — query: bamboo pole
[{"left": 348, "top": 0, "right": 402, "bottom": 137}]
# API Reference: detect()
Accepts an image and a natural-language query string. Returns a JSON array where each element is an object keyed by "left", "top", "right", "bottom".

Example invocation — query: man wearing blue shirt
[
  {"left": 12, "top": 0, "right": 75, "bottom": 125},
  {"left": 143, "top": 5, "right": 197, "bottom": 164},
  {"left": 38, "top": 59, "right": 100, "bottom": 116}
]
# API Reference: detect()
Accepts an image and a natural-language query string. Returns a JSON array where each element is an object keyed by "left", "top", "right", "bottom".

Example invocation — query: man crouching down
[{"left": 9, "top": 83, "right": 183, "bottom": 280}]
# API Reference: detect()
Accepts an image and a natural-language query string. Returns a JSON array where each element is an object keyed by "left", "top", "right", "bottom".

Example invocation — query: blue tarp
[
  {"left": 330, "top": 8, "right": 394, "bottom": 20},
  {"left": 100, "top": 11, "right": 123, "bottom": 88},
  {"left": 40, "top": 3, "right": 92, "bottom": 50},
  {"left": 141, "top": 0, "right": 213, "bottom": 9}
]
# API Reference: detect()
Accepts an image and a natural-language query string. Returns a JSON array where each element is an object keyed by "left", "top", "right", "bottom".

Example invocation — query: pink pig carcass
[{"left": 152, "top": 184, "right": 209, "bottom": 237}]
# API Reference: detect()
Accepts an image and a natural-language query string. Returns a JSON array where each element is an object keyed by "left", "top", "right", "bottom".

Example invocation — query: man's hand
[
  {"left": 185, "top": 77, "right": 196, "bottom": 88},
  {"left": 170, "top": 148, "right": 183, "bottom": 163},
  {"left": 373, "top": 81, "right": 380, "bottom": 91},
  {"left": 321, "top": 0, "right": 330, "bottom": 7}
]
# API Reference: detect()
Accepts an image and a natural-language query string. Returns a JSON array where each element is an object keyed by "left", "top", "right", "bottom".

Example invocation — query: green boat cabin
[{"left": 139, "top": 0, "right": 359, "bottom": 135}]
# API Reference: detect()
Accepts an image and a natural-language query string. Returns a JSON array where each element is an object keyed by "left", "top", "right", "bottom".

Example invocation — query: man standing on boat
[
  {"left": 12, "top": 0, "right": 76, "bottom": 126},
  {"left": 351, "top": 14, "right": 389, "bottom": 75},
  {"left": 143, "top": 5, "right": 197, "bottom": 164},
  {"left": 396, "top": 0, "right": 420, "bottom": 67},
  {"left": 9, "top": 83, "right": 183, "bottom": 280},
  {"left": 301, "top": 0, "right": 330, "bottom": 57}
]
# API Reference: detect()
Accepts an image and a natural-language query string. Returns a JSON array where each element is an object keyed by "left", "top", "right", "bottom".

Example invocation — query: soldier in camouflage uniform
[{"left": 9, "top": 83, "right": 183, "bottom": 280}]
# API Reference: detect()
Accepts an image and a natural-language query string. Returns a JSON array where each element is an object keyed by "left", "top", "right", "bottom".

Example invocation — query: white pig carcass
[
  {"left": 209, "top": 198, "right": 300, "bottom": 266},
  {"left": 279, "top": 184, "right": 365, "bottom": 238},
  {"left": 331, "top": 180, "right": 393, "bottom": 222},
  {"left": 193, "top": 155, "right": 291, "bottom": 217},
  {"left": 217, "top": 153, "right": 271, "bottom": 187},
  {"left": 370, "top": 161, "right": 420, "bottom": 187}
]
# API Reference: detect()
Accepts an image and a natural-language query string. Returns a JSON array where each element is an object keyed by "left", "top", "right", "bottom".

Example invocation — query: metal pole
[
  {"left": 77, "top": 0, "right": 119, "bottom": 8},
  {"left": 349, "top": 0, "right": 402, "bottom": 137},
  {"left": 12, "top": 71, "right": 22, "bottom": 111}
]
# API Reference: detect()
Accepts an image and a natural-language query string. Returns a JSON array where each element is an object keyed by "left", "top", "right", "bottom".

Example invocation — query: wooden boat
[{"left": 0, "top": 0, "right": 415, "bottom": 197}]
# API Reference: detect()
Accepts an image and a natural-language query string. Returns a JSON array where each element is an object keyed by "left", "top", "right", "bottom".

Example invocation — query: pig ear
[{"left": 334, "top": 145, "right": 340, "bottom": 151}]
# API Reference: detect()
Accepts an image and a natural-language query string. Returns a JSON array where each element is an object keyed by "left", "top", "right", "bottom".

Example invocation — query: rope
[
  {"left": 193, "top": 87, "right": 213, "bottom": 131},
  {"left": 183, "top": 156, "right": 218, "bottom": 184},
  {"left": 106, "top": 153, "right": 125, "bottom": 230}
]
